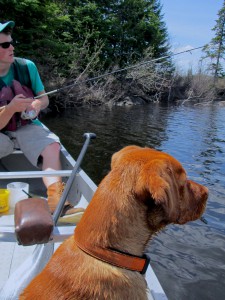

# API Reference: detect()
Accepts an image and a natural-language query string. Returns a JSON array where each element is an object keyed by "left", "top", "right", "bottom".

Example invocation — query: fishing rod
[{"left": 34, "top": 45, "right": 204, "bottom": 100}]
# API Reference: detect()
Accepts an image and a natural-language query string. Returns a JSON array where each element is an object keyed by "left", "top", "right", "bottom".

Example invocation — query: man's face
[{"left": 0, "top": 33, "right": 14, "bottom": 64}]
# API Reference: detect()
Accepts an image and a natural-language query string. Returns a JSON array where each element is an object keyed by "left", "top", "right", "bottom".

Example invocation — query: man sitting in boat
[{"left": 0, "top": 20, "right": 78, "bottom": 218}]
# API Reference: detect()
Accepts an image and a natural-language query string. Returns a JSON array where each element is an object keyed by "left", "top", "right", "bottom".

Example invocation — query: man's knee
[
  {"left": 42, "top": 142, "right": 61, "bottom": 157},
  {"left": 48, "top": 142, "right": 61, "bottom": 153},
  {"left": 0, "top": 134, "right": 14, "bottom": 158}
]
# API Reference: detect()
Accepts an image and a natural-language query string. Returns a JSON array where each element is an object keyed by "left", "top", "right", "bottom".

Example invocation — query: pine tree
[
  {"left": 202, "top": 1, "right": 225, "bottom": 79},
  {"left": 0, "top": 0, "right": 171, "bottom": 74},
  {"left": 58, "top": 0, "right": 171, "bottom": 68}
]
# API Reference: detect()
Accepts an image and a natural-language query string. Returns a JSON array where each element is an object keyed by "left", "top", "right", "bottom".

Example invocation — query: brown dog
[{"left": 20, "top": 146, "right": 208, "bottom": 300}]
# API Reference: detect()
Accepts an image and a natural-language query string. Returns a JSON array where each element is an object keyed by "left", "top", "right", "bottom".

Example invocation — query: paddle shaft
[{"left": 52, "top": 133, "right": 96, "bottom": 225}]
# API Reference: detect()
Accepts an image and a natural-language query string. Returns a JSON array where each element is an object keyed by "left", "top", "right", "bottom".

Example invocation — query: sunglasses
[{"left": 0, "top": 41, "right": 14, "bottom": 49}]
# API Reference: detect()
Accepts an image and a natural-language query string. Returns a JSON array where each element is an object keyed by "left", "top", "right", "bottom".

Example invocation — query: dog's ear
[{"left": 136, "top": 159, "right": 182, "bottom": 222}]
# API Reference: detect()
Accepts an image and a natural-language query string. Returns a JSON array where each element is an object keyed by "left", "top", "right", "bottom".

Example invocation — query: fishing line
[{"left": 34, "top": 45, "right": 205, "bottom": 99}]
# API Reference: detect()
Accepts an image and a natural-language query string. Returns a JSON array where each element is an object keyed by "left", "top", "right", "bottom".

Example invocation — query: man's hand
[
  {"left": 7, "top": 94, "right": 34, "bottom": 113},
  {"left": 25, "top": 99, "right": 42, "bottom": 118}
]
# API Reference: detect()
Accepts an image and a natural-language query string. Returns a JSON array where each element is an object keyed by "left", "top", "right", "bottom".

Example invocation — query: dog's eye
[
  {"left": 166, "top": 167, "right": 172, "bottom": 174},
  {"left": 179, "top": 180, "right": 186, "bottom": 188},
  {"left": 179, "top": 172, "right": 186, "bottom": 184},
  {"left": 178, "top": 175, "right": 186, "bottom": 189},
  {"left": 179, "top": 184, "right": 185, "bottom": 196}
]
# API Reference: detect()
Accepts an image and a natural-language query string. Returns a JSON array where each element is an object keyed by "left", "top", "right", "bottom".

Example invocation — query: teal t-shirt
[
  {"left": 0, "top": 59, "right": 45, "bottom": 127},
  {"left": 0, "top": 58, "right": 44, "bottom": 96}
]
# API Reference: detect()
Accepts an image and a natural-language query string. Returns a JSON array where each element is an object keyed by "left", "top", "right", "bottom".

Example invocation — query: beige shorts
[{"left": 0, "top": 123, "right": 60, "bottom": 167}]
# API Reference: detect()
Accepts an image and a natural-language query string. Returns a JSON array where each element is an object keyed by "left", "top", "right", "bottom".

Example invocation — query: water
[{"left": 42, "top": 102, "right": 225, "bottom": 300}]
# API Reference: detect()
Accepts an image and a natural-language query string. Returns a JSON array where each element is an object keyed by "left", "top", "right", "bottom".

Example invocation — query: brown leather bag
[{"left": 14, "top": 198, "right": 54, "bottom": 246}]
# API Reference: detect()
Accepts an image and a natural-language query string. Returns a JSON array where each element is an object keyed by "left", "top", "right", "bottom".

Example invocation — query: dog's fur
[{"left": 20, "top": 146, "right": 208, "bottom": 300}]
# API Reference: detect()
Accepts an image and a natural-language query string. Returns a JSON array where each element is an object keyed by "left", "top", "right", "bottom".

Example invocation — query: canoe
[{"left": 0, "top": 131, "right": 167, "bottom": 300}]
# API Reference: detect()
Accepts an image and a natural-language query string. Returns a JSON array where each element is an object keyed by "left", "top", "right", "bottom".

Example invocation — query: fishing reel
[{"left": 21, "top": 110, "right": 37, "bottom": 120}]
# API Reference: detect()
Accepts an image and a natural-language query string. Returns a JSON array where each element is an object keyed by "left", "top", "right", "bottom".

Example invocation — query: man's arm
[{"left": 0, "top": 94, "right": 33, "bottom": 130}]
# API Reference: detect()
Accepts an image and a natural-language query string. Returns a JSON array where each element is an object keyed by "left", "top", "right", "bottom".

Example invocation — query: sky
[{"left": 160, "top": 0, "right": 224, "bottom": 73}]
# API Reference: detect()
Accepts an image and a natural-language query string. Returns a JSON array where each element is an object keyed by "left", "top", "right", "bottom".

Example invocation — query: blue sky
[{"left": 160, "top": 0, "right": 224, "bottom": 72}]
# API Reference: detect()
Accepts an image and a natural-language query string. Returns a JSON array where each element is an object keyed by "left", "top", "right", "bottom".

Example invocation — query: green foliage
[
  {"left": 202, "top": 1, "right": 225, "bottom": 79},
  {"left": 0, "top": 0, "right": 69, "bottom": 60},
  {"left": 0, "top": 0, "right": 172, "bottom": 80}
]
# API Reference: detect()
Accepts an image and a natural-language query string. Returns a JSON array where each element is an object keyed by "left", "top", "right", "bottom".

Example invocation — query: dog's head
[{"left": 111, "top": 145, "right": 208, "bottom": 227}]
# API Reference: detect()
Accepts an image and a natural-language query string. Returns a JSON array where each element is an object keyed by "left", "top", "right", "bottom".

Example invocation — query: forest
[{"left": 1, "top": 0, "right": 225, "bottom": 108}]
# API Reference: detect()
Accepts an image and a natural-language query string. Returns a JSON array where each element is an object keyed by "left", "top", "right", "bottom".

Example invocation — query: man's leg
[
  {"left": 16, "top": 124, "right": 64, "bottom": 212},
  {"left": 16, "top": 124, "right": 84, "bottom": 218},
  {"left": 40, "top": 142, "right": 61, "bottom": 188},
  {"left": 0, "top": 132, "right": 14, "bottom": 158},
  {"left": 40, "top": 142, "right": 68, "bottom": 213}
]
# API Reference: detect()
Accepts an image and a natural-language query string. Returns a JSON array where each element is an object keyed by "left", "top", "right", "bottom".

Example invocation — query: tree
[
  {"left": 0, "top": 0, "right": 172, "bottom": 77},
  {"left": 202, "top": 0, "right": 225, "bottom": 80},
  {"left": 97, "top": 0, "right": 171, "bottom": 67},
  {"left": 55, "top": 0, "right": 171, "bottom": 68},
  {"left": 0, "top": 1, "right": 70, "bottom": 62}
]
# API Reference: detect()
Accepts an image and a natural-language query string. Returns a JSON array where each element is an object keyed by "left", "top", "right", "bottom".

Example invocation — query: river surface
[{"left": 42, "top": 102, "right": 225, "bottom": 300}]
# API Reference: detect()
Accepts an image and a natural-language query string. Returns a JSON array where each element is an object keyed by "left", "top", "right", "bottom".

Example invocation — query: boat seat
[
  {"left": 0, "top": 170, "right": 72, "bottom": 179},
  {"left": 12, "top": 149, "right": 23, "bottom": 154},
  {"left": 11, "top": 144, "right": 23, "bottom": 154},
  {"left": 1, "top": 147, "right": 73, "bottom": 179}
]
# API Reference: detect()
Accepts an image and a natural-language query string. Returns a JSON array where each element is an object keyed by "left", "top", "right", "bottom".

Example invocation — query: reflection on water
[{"left": 42, "top": 103, "right": 225, "bottom": 300}]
